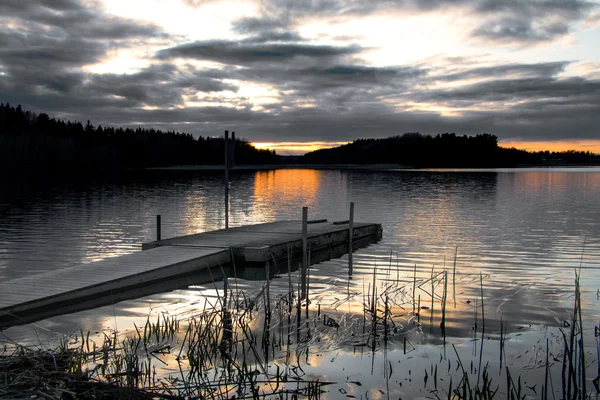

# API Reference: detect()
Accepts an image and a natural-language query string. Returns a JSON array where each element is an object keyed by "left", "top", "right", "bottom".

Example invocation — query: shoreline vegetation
[
  {"left": 1, "top": 254, "right": 595, "bottom": 399},
  {"left": 1, "top": 103, "right": 599, "bottom": 173}
]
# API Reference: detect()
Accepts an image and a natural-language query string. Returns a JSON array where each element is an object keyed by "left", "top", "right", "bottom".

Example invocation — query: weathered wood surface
[
  {"left": 143, "top": 220, "right": 381, "bottom": 263},
  {"left": 0, "top": 246, "right": 229, "bottom": 327}
]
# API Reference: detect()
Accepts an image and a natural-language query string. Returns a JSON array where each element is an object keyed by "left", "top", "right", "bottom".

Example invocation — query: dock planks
[
  {"left": 0, "top": 220, "right": 381, "bottom": 329},
  {"left": 143, "top": 220, "right": 381, "bottom": 263},
  {"left": 0, "top": 246, "right": 229, "bottom": 328}
]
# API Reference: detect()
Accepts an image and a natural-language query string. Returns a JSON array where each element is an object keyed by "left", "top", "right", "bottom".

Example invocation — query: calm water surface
[{"left": 1, "top": 168, "right": 600, "bottom": 397}]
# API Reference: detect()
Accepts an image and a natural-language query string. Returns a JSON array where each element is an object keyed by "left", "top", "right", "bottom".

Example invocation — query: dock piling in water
[
  {"left": 301, "top": 207, "right": 308, "bottom": 300},
  {"left": 348, "top": 202, "right": 354, "bottom": 277},
  {"left": 224, "top": 130, "right": 229, "bottom": 230},
  {"left": 156, "top": 214, "right": 161, "bottom": 241}
]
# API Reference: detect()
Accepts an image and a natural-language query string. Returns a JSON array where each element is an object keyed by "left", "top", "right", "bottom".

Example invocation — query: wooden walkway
[
  {"left": 0, "top": 220, "right": 381, "bottom": 329},
  {"left": 143, "top": 220, "right": 381, "bottom": 263}
]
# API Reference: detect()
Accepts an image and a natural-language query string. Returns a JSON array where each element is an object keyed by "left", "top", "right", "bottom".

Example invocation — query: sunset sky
[{"left": 1, "top": 0, "right": 599, "bottom": 154}]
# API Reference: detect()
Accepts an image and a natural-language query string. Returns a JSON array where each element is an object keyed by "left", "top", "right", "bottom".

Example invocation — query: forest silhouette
[
  {"left": 300, "top": 133, "right": 600, "bottom": 167},
  {"left": 1, "top": 103, "right": 598, "bottom": 171},
  {"left": 0, "top": 103, "right": 277, "bottom": 171}
]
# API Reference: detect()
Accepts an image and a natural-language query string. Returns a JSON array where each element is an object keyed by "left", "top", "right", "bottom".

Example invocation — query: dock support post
[
  {"left": 224, "top": 130, "right": 229, "bottom": 230},
  {"left": 156, "top": 215, "right": 161, "bottom": 241},
  {"left": 348, "top": 202, "right": 354, "bottom": 278},
  {"left": 223, "top": 276, "right": 228, "bottom": 309},
  {"left": 301, "top": 206, "right": 308, "bottom": 300}
]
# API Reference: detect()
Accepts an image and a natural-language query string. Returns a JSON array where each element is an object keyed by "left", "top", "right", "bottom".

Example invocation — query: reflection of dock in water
[{"left": 0, "top": 220, "right": 381, "bottom": 329}]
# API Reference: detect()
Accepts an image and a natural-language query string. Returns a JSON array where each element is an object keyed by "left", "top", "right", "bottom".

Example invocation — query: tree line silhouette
[
  {"left": 300, "top": 133, "right": 600, "bottom": 167},
  {"left": 0, "top": 103, "right": 278, "bottom": 171},
  {"left": 1, "top": 104, "right": 598, "bottom": 170}
]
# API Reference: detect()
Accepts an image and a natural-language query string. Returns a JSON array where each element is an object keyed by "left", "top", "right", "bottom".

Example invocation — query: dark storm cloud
[
  {"left": 0, "top": 0, "right": 79, "bottom": 14},
  {"left": 232, "top": 0, "right": 596, "bottom": 45},
  {"left": 4, "top": 30, "right": 599, "bottom": 144},
  {"left": 233, "top": 64, "right": 424, "bottom": 91},
  {"left": 243, "top": 31, "right": 307, "bottom": 43},
  {"left": 0, "top": 0, "right": 167, "bottom": 97},
  {"left": 84, "top": 64, "right": 237, "bottom": 107},
  {"left": 0, "top": 61, "right": 236, "bottom": 112},
  {"left": 460, "top": 0, "right": 593, "bottom": 44},
  {"left": 0, "top": 0, "right": 172, "bottom": 110},
  {"left": 0, "top": 28, "right": 104, "bottom": 67},
  {"left": 6, "top": 80, "right": 598, "bottom": 143},
  {"left": 88, "top": 60, "right": 598, "bottom": 143},
  {"left": 416, "top": 77, "right": 600, "bottom": 105},
  {"left": 230, "top": 16, "right": 306, "bottom": 43},
  {"left": 5, "top": 71, "right": 598, "bottom": 144},
  {"left": 462, "top": 104, "right": 600, "bottom": 141},
  {"left": 0, "top": 20, "right": 94, "bottom": 95},
  {"left": 233, "top": 17, "right": 290, "bottom": 33},
  {"left": 436, "top": 61, "right": 570, "bottom": 82},
  {"left": 0, "top": 0, "right": 162, "bottom": 41},
  {"left": 157, "top": 40, "right": 363, "bottom": 65},
  {"left": 154, "top": 39, "right": 418, "bottom": 106},
  {"left": 472, "top": 17, "right": 570, "bottom": 43},
  {"left": 231, "top": 17, "right": 308, "bottom": 44}
]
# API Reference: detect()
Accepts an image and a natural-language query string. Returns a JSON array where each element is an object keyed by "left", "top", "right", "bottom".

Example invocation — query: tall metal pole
[
  {"left": 224, "top": 130, "right": 229, "bottom": 230},
  {"left": 301, "top": 206, "right": 308, "bottom": 299}
]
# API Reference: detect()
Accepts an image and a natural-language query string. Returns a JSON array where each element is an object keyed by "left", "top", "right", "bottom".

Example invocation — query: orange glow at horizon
[
  {"left": 251, "top": 141, "right": 350, "bottom": 155},
  {"left": 500, "top": 140, "right": 600, "bottom": 154},
  {"left": 255, "top": 140, "right": 600, "bottom": 155}
]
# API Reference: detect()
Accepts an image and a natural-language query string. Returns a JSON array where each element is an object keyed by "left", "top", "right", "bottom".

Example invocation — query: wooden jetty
[{"left": 0, "top": 220, "right": 381, "bottom": 329}]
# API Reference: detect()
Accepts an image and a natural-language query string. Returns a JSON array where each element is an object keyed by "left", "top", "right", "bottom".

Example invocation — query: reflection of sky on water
[{"left": 1, "top": 168, "right": 600, "bottom": 396}]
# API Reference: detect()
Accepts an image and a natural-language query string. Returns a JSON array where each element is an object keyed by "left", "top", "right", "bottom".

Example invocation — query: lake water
[{"left": 1, "top": 167, "right": 600, "bottom": 398}]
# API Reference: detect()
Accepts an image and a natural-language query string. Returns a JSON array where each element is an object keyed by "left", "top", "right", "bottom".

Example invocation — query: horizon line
[{"left": 251, "top": 139, "right": 600, "bottom": 156}]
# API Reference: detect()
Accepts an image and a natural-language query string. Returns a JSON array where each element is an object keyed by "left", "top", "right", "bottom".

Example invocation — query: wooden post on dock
[
  {"left": 224, "top": 130, "right": 229, "bottom": 230},
  {"left": 348, "top": 202, "right": 354, "bottom": 278},
  {"left": 156, "top": 215, "right": 161, "bottom": 241},
  {"left": 301, "top": 207, "right": 308, "bottom": 299}
]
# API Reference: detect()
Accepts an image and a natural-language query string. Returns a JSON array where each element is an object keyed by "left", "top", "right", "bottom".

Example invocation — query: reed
[{"left": 1, "top": 248, "right": 597, "bottom": 399}]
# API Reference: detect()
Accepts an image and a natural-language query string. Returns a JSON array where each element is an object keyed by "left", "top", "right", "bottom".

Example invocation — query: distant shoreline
[
  {"left": 142, "top": 163, "right": 600, "bottom": 172},
  {"left": 143, "top": 163, "right": 411, "bottom": 171}
]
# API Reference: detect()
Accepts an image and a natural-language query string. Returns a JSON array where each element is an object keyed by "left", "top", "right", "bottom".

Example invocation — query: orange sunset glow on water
[{"left": 253, "top": 169, "right": 322, "bottom": 204}]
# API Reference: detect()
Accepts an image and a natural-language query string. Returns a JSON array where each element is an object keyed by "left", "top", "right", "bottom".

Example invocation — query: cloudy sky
[{"left": 1, "top": 0, "right": 599, "bottom": 154}]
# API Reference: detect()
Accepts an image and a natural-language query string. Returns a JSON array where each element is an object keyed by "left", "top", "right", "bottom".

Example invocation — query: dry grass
[{"left": 0, "top": 345, "right": 159, "bottom": 399}]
